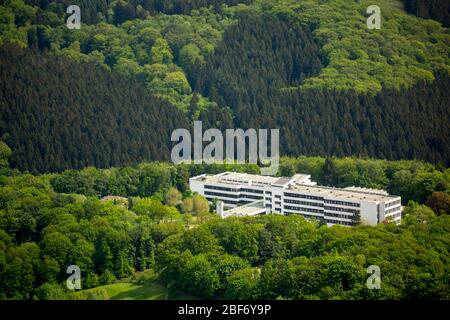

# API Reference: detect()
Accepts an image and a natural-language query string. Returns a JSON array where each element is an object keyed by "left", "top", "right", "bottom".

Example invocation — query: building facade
[{"left": 189, "top": 172, "right": 402, "bottom": 226}]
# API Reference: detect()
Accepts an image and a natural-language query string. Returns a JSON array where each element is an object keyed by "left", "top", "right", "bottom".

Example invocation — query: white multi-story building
[{"left": 189, "top": 172, "right": 402, "bottom": 226}]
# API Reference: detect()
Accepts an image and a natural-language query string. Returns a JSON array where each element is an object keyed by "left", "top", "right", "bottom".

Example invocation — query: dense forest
[
  {"left": 22, "top": 0, "right": 450, "bottom": 28},
  {"left": 0, "top": 44, "right": 188, "bottom": 172},
  {"left": 3, "top": 0, "right": 448, "bottom": 94},
  {"left": 0, "top": 145, "right": 449, "bottom": 299},
  {"left": 156, "top": 211, "right": 450, "bottom": 300},
  {"left": 0, "top": 0, "right": 449, "bottom": 172},
  {"left": 0, "top": 0, "right": 449, "bottom": 302},
  {"left": 403, "top": 0, "right": 450, "bottom": 27},
  {"left": 1, "top": 42, "right": 449, "bottom": 172},
  {"left": 197, "top": 13, "right": 450, "bottom": 164},
  {"left": 23, "top": 0, "right": 253, "bottom": 25},
  {"left": 42, "top": 155, "right": 449, "bottom": 207}
]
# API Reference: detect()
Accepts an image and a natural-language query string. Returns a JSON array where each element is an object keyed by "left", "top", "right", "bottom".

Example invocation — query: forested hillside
[
  {"left": 0, "top": 44, "right": 188, "bottom": 172},
  {"left": 403, "top": 0, "right": 450, "bottom": 27},
  {"left": 194, "top": 13, "right": 324, "bottom": 107},
  {"left": 201, "top": 65, "right": 450, "bottom": 164},
  {"left": 35, "top": 155, "right": 450, "bottom": 209},
  {"left": 0, "top": 0, "right": 449, "bottom": 172},
  {"left": 23, "top": 0, "right": 253, "bottom": 24},
  {"left": 0, "top": 151, "right": 449, "bottom": 299},
  {"left": 1, "top": 0, "right": 450, "bottom": 303},
  {"left": 197, "top": 13, "right": 450, "bottom": 164}
]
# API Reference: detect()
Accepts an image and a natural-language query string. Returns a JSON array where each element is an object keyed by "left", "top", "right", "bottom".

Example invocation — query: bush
[{"left": 99, "top": 270, "right": 116, "bottom": 285}]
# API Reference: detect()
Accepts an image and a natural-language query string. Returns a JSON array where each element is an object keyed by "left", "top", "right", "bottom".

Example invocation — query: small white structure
[
  {"left": 190, "top": 172, "right": 402, "bottom": 226},
  {"left": 216, "top": 200, "right": 224, "bottom": 218},
  {"left": 221, "top": 200, "right": 266, "bottom": 218}
]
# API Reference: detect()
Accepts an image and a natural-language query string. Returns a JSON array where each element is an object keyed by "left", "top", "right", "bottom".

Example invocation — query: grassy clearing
[{"left": 70, "top": 270, "right": 197, "bottom": 300}]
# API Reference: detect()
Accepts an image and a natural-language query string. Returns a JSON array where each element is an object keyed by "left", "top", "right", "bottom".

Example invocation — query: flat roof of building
[
  {"left": 191, "top": 171, "right": 311, "bottom": 188},
  {"left": 191, "top": 172, "right": 400, "bottom": 203},
  {"left": 344, "top": 186, "right": 388, "bottom": 195},
  {"left": 287, "top": 184, "right": 399, "bottom": 202},
  {"left": 273, "top": 177, "right": 293, "bottom": 186}
]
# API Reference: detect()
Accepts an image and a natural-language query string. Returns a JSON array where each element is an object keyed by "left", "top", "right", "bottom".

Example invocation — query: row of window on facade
[
  {"left": 385, "top": 205, "right": 401, "bottom": 214},
  {"left": 284, "top": 192, "right": 323, "bottom": 201},
  {"left": 205, "top": 185, "right": 362, "bottom": 209},
  {"left": 284, "top": 205, "right": 323, "bottom": 214},
  {"left": 386, "top": 199, "right": 401, "bottom": 207},
  {"left": 205, "top": 191, "right": 265, "bottom": 200},
  {"left": 205, "top": 185, "right": 266, "bottom": 195}
]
